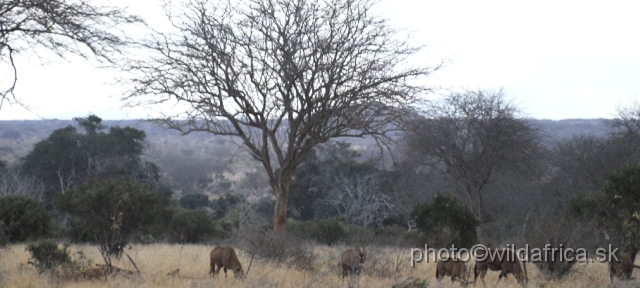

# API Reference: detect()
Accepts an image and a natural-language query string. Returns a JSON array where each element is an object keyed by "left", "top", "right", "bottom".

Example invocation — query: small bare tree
[
  {"left": 615, "top": 101, "right": 640, "bottom": 139},
  {"left": 552, "top": 134, "right": 639, "bottom": 194},
  {"left": 329, "top": 173, "right": 393, "bottom": 229},
  {"left": 0, "top": 168, "right": 46, "bottom": 203},
  {"left": 404, "top": 89, "right": 541, "bottom": 223},
  {"left": 0, "top": 0, "right": 143, "bottom": 108},
  {"left": 123, "top": 0, "right": 440, "bottom": 232},
  {"left": 611, "top": 102, "right": 640, "bottom": 161}
]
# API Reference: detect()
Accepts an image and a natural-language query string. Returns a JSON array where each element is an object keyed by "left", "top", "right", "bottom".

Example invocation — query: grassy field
[{"left": 0, "top": 243, "right": 636, "bottom": 287}]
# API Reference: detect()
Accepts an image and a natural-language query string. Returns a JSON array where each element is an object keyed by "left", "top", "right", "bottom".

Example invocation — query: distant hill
[
  {"left": 0, "top": 118, "right": 613, "bottom": 163},
  {"left": 0, "top": 118, "right": 615, "bottom": 197},
  {"left": 533, "top": 118, "right": 612, "bottom": 145}
]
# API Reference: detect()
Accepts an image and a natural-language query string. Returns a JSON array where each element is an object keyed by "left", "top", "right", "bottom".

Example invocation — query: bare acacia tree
[
  {"left": 0, "top": 0, "right": 143, "bottom": 108},
  {"left": 615, "top": 102, "right": 640, "bottom": 139},
  {"left": 329, "top": 173, "right": 394, "bottom": 229},
  {"left": 552, "top": 135, "right": 639, "bottom": 193},
  {"left": 404, "top": 89, "right": 541, "bottom": 223},
  {"left": 123, "top": 0, "right": 439, "bottom": 232},
  {"left": 0, "top": 168, "right": 46, "bottom": 203}
]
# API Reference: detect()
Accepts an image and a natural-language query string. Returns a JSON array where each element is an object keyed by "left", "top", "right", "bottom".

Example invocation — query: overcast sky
[{"left": 1, "top": 0, "right": 638, "bottom": 120}]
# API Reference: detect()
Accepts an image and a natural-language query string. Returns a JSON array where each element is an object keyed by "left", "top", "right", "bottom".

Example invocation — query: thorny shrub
[{"left": 239, "top": 226, "right": 314, "bottom": 270}]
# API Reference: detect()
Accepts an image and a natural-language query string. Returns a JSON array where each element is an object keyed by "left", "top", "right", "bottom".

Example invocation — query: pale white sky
[{"left": 1, "top": 0, "right": 639, "bottom": 120}]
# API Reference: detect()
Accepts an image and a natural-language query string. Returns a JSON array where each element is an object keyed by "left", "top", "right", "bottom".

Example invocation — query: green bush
[
  {"left": 211, "top": 193, "right": 245, "bottom": 220},
  {"left": 373, "top": 225, "right": 409, "bottom": 246},
  {"left": 0, "top": 222, "right": 7, "bottom": 247},
  {"left": 344, "top": 223, "right": 374, "bottom": 245},
  {"left": 212, "top": 218, "right": 234, "bottom": 238},
  {"left": 26, "top": 240, "right": 73, "bottom": 273},
  {"left": 566, "top": 191, "right": 611, "bottom": 220},
  {"left": 287, "top": 219, "right": 315, "bottom": 240},
  {"left": 312, "top": 217, "right": 346, "bottom": 245},
  {"left": 603, "top": 163, "right": 640, "bottom": 249},
  {"left": 0, "top": 195, "right": 50, "bottom": 242},
  {"left": 59, "top": 180, "right": 170, "bottom": 263},
  {"left": 253, "top": 197, "right": 275, "bottom": 221},
  {"left": 65, "top": 221, "right": 93, "bottom": 243},
  {"left": 566, "top": 163, "right": 640, "bottom": 251},
  {"left": 402, "top": 230, "right": 423, "bottom": 247},
  {"left": 169, "top": 210, "right": 217, "bottom": 243},
  {"left": 240, "top": 227, "right": 314, "bottom": 270},
  {"left": 178, "top": 193, "right": 209, "bottom": 210},
  {"left": 410, "top": 195, "right": 478, "bottom": 248}
]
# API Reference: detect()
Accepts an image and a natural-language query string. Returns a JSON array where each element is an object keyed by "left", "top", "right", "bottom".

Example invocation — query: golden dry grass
[{"left": 0, "top": 243, "right": 637, "bottom": 287}]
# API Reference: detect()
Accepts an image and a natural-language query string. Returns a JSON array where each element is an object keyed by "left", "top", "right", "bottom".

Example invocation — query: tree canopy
[
  {"left": 123, "top": 0, "right": 440, "bottom": 232},
  {"left": 0, "top": 0, "right": 143, "bottom": 108},
  {"left": 21, "top": 115, "right": 160, "bottom": 209},
  {"left": 411, "top": 195, "right": 478, "bottom": 248},
  {"left": 603, "top": 163, "right": 640, "bottom": 250},
  {"left": 404, "top": 89, "right": 542, "bottom": 223}
]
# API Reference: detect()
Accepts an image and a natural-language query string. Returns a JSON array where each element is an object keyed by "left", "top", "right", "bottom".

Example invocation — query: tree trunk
[
  {"left": 477, "top": 190, "right": 484, "bottom": 224},
  {"left": 464, "top": 183, "right": 480, "bottom": 221},
  {"left": 273, "top": 186, "right": 288, "bottom": 233},
  {"left": 272, "top": 171, "right": 293, "bottom": 233},
  {"left": 476, "top": 188, "right": 485, "bottom": 241}
]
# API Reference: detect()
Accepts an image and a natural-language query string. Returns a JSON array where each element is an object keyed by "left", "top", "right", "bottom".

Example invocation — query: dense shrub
[
  {"left": 169, "top": 210, "right": 217, "bottom": 243},
  {"left": 212, "top": 218, "right": 235, "bottom": 238},
  {"left": 59, "top": 180, "right": 170, "bottom": 265},
  {"left": 402, "top": 230, "right": 423, "bottom": 247},
  {"left": 373, "top": 225, "right": 410, "bottom": 246},
  {"left": 0, "top": 195, "right": 50, "bottom": 242},
  {"left": 66, "top": 222, "right": 93, "bottom": 244},
  {"left": 312, "top": 200, "right": 340, "bottom": 220},
  {"left": 253, "top": 197, "right": 275, "bottom": 221},
  {"left": 565, "top": 163, "right": 640, "bottom": 251},
  {"left": 26, "top": 240, "right": 73, "bottom": 273},
  {"left": 0, "top": 222, "right": 7, "bottom": 247},
  {"left": 178, "top": 193, "right": 209, "bottom": 210},
  {"left": 240, "top": 227, "right": 314, "bottom": 270},
  {"left": 211, "top": 194, "right": 245, "bottom": 220},
  {"left": 343, "top": 223, "right": 374, "bottom": 245},
  {"left": 566, "top": 191, "right": 610, "bottom": 220},
  {"left": 287, "top": 219, "right": 315, "bottom": 240},
  {"left": 524, "top": 213, "right": 602, "bottom": 279},
  {"left": 312, "top": 217, "right": 346, "bottom": 245},
  {"left": 602, "top": 163, "right": 640, "bottom": 250},
  {"left": 410, "top": 195, "right": 478, "bottom": 248}
]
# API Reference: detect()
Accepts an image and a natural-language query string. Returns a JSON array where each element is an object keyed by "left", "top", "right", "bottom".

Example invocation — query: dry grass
[{"left": 0, "top": 243, "right": 637, "bottom": 287}]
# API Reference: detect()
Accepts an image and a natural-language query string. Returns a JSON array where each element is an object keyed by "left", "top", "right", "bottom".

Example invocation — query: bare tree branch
[
  {"left": 328, "top": 173, "right": 394, "bottom": 229},
  {"left": 0, "top": 0, "right": 144, "bottom": 108},
  {"left": 0, "top": 168, "right": 46, "bottom": 203},
  {"left": 404, "top": 89, "right": 542, "bottom": 223},
  {"left": 122, "top": 0, "right": 440, "bottom": 232}
]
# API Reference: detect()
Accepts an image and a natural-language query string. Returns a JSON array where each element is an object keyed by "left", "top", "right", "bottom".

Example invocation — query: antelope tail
[
  {"left": 245, "top": 254, "right": 255, "bottom": 277},
  {"left": 473, "top": 262, "right": 478, "bottom": 280},
  {"left": 523, "top": 261, "right": 528, "bottom": 283},
  {"left": 609, "top": 262, "right": 615, "bottom": 283}
]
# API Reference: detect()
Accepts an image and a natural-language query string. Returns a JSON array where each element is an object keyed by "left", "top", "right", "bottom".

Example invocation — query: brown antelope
[
  {"left": 609, "top": 249, "right": 640, "bottom": 282},
  {"left": 210, "top": 246, "right": 245, "bottom": 279},
  {"left": 340, "top": 247, "right": 366, "bottom": 278},
  {"left": 436, "top": 258, "right": 469, "bottom": 283},
  {"left": 474, "top": 248, "right": 527, "bottom": 286}
]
